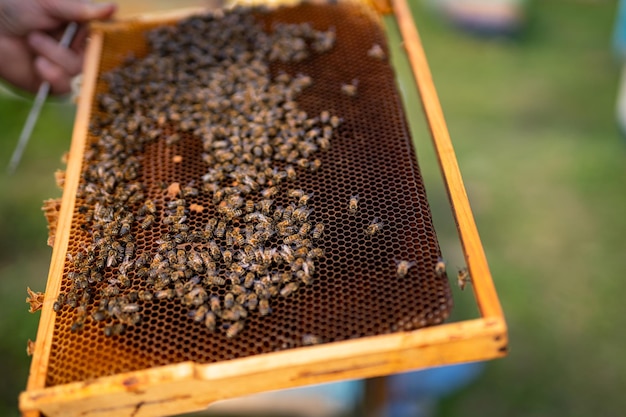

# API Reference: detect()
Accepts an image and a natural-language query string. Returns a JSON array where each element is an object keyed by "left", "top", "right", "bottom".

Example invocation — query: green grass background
[{"left": 1, "top": 0, "right": 625, "bottom": 416}]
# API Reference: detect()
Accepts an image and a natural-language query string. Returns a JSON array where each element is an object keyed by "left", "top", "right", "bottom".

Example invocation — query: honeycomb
[{"left": 45, "top": 2, "right": 453, "bottom": 387}]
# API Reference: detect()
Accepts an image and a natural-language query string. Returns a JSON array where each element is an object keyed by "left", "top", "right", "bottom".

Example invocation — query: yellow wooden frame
[{"left": 19, "top": 1, "right": 507, "bottom": 416}]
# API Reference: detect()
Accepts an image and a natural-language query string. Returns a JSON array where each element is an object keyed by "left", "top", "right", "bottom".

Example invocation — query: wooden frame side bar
[
  {"left": 25, "top": 32, "right": 104, "bottom": 394},
  {"left": 391, "top": 0, "right": 504, "bottom": 320}
]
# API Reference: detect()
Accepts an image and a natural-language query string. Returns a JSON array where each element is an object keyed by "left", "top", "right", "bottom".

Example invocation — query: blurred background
[{"left": 1, "top": 0, "right": 625, "bottom": 416}]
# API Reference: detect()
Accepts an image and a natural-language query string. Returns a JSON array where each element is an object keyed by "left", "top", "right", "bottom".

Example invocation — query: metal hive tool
[{"left": 21, "top": 1, "right": 507, "bottom": 416}]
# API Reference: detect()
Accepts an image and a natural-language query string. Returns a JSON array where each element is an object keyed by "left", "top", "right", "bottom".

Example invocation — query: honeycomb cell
[{"left": 44, "top": 3, "right": 452, "bottom": 387}]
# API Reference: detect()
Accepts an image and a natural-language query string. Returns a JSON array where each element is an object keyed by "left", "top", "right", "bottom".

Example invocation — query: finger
[
  {"left": 0, "top": 36, "right": 41, "bottom": 93},
  {"left": 38, "top": 0, "right": 116, "bottom": 23},
  {"left": 28, "top": 31, "right": 82, "bottom": 76},
  {"left": 70, "top": 24, "right": 89, "bottom": 54},
  {"left": 47, "top": 24, "right": 89, "bottom": 53},
  {"left": 34, "top": 56, "right": 72, "bottom": 94}
]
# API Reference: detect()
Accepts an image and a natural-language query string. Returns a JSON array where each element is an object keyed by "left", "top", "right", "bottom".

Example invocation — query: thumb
[{"left": 41, "top": 1, "right": 116, "bottom": 23}]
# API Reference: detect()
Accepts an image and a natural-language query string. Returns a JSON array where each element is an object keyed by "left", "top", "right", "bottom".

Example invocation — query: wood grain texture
[
  {"left": 20, "top": 318, "right": 506, "bottom": 417},
  {"left": 25, "top": 32, "right": 104, "bottom": 393},
  {"left": 392, "top": 0, "right": 505, "bottom": 321}
]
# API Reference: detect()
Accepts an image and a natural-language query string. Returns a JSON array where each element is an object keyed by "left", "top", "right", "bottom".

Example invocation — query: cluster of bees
[{"left": 57, "top": 8, "right": 342, "bottom": 338}]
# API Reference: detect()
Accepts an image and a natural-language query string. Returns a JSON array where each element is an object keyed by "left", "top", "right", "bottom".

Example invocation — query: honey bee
[
  {"left": 205, "top": 311, "right": 216, "bottom": 331},
  {"left": 298, "top": 269, "right": 313, "bottom": 285},
  {"left": 293, "top": 246, "right": 309, "bottom": 258},
  {"left": 435, "top": 257, "right": 446, "bottom": 277},
  {"left": 283, "top": 233, "right": 301, "bottom": 245},
  {"left": 141, "top": 214, "right": 155, "bottom": 229},
  {"left": 124, "top": 242, "right": 135, "bottom": 261},
  {"left": 341, "top": 78, "right": 359, "bottom": 96},
  {"left": 313, "top": 27, "right": 335, "bottom": 53},
  {"left": 307, "top": 247, "right": 324, "bottom": 259},
  {"left": 233, "top": 303, "right": 248, "bottom": 319},
  {"left": 367, "top": 43, "right": 385, "bottom": 60},
  {"left": 230, "top": 262, "right": 247, "bottom": 277},
  {"left": 92, "top": 310, "right": 107, "bottom": 322},
  {"left": 348, "top": 195, "right": 359, "bottom": 214},
  {"left": 317, "top": 136, "right": 330, "bottom": 151},
  {"left": 226, "top": 320, "right": 245, "bottom": 338},
  {"left": 261, "top": 186, "right": 278, "bottom": 198},
  {"left": 297, "top": 238, "right": 312, "bottom": 249},
  {"left": 182, "top": 186, "right": 199, "bottom": 198},
  {"left": 302, "top": 334, "right": 323, "bottom": 346},
  {"left": 293, "top": 206, "right": 311, "bottom": 222},
  {"left": 457, "top": 267, "right": 470, "bottom": 290},
  {"left": 186, "top": 287, "right": 208, "bottom": 307},
  {"left": 366, "top": 218, "right": 384, "bottom": 236},
  {"left": 322, "top": 125, "right": 333, "bottom": 139},
  {"left": 117, "top": 273, "right": 131, "bottom": 288},
  {"left": 259, "top": 298, "right": 271, "bottom": 316},
  {"left": 257, "top": 199, "right": 273, "bottom": 215},
  {"left": 207, "top": 240, "right": 220, "bottom": 260},
  {"left": 53, "top": 293, "right": 66, "bottom": 312},
  {"left": 276, "top": 220, "right": 293, "bottom": 236},
  {"left": 155, "top": 289, "right": 175, "bottom": 300},
  {"left": 223, "top": 206, "right": 243, "bottom": 220},
  {"left": 188, "top": 251, "right": 204, "bottom": 272},
  {"left": 104, "top": 323, "right": 125, "bottom": 337},
  {"left": 135, "top": 253, "right": 149, "bottom": 268},
  {"left": 298, "top": 193, "right": 312, "bottom": 206},
  {"left": 330, "top": 115, "right": 341, "bottom": 128},
  {"left": 280, "top": 282, "right": 299, "bottom": 297},
  {"left": 106, "top": 250, "right": 119, "bottom": 267},
  {"left": 136, "top": 266, "right": 150, "bottom": 278},
  {"left": 119, "top": 217, "right": 133, "bottom": 236},
  {"left": 157, "top": 239, "right": 174, "bottom": 252},
  {"left": 303, "top": 259, "right": 315, "bottom": 276},
  {"left": 183, "top": 276, "right": 201, "bottom": 292},
  {"left": 319, "top": 110, "right": 330, "bottom": 124},
  {"left": 395, "top": 260, "right": 416, "bottom": 278},
  {"left": 65, "top": 292, "right": 78, "bottom": 308},
  {"left": 283, "top": 204, "right": 295, "bottom": 221},
  {"left": 243, "top": 272, "right": 256, "bottom": 289},
  {"left": 138, "top": 290, "right": 153, "bottom": 301},
  {"left": 190, "top": 304, "right": 209, "bottom": 322},
  {"left": 273, "top": 206, "right": 285, "bottom": 222},
  {"left": 212, "top": 188, "right": 225, "bottom": 204},
  {"left": 215, "top": 220, "right": 226, "bottom": 238},
  {"left": 295, "top": 158, "right": 308, "bottom": 170},
  {"left": 296, "top": 221, "right": 311, "bottom": 235},
  {"left": 268, "top": 284, "right": 280, "bottom": 297},
  {"left": 291, "top": 257, "right": 305, "bottom": 272},
  {"left": 167, "top": 199, "right": 185, "bottom": 209},
  {"left": 285, "top": 165, "right": 296, "bottom": 180},
  {"left": 245, "top": 292, "right": 258, "bottom": 310},
  {"left": 245, "top": 200, "right": 255, "bottom": 213},
  {"left": 310, "top": 159, "right": 322, "bottom": 171},
  {"left": 221, "top": 308, "right": 240, "bottom": 321},
  {"left": 312, "top": 223, "right": 324, "bottom": 239},
  {"left": 205, "top": 218, "right": 217, "bottom": 235},
  {"left": 122, "top": 303, "right": 140, "bottom": 313},
  {"left": 224, "top": 292, "right": 235, "bottom": 309},
  {"left": 222, "top": 249, "right": 233, "bottom": 265}
]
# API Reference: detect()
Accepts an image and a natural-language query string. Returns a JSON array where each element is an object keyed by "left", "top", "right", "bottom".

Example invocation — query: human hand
[{"left": 0, "top": 0, "right": 116, "bottom": 94}]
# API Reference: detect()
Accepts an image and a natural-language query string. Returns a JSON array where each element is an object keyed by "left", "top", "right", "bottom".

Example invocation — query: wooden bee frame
[{"left": 19, "top": 0, "right": 507, "bottom": 416}]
